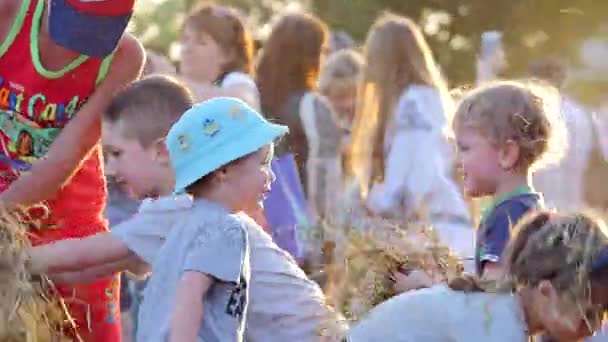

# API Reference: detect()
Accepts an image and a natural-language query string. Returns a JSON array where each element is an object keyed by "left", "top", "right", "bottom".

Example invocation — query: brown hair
[
  {"left": 319, "top": 49, "right": 364, "bottom": 96},
  {"left": 105, "top": 75, "right": 194, "bottom": 147},
  {"left": 453, "top": 81, "right": 566, "bottom": 172},
  {"left": 528, "top": 57, "right": 567, "bottom": 88},
  {"left": 450, "top": 210, "right": 608, "bottom": 302},
  {"left": 256, "top": 12, "right": 329, "bottom": 119},
  {"left": 349, "top": 13, "right": 453, "bottom": 194},
  {"left": 183, "top": 4, "right": 254, "bottom": 77}
]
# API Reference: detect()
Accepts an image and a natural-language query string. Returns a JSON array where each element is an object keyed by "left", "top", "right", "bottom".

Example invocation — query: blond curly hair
[{"left": 453, "top": 80, "right": 567, "bottom": 172}]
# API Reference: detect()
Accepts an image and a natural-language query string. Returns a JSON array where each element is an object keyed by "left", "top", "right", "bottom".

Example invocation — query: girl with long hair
[{"left": 349, "top": 13, "right": 473, "bottom": 265}]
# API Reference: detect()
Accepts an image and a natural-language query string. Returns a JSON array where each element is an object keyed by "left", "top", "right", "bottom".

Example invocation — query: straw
[
  {"left": 319, "top": 216, "right": 464, "bottom": 321},
  {"left": 0, "top": 208, "right": 79, "bottom": 342}
]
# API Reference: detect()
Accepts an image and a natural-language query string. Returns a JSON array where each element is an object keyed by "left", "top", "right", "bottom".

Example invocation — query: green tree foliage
[
  {"left": 132, "top": 0, "right": 608, "bottom": 86},
  {"left": 311, "top": 0, "right": 608, "bottom": 86},
  {"left": 130, "top": 0, "right": 304, "bottom": 59}
]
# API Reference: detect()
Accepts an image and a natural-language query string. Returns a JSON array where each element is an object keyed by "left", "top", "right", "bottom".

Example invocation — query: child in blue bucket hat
[
  {"left": 137, "top": 97, "right": 287, "bottom": 342},
  {"left": 27, "top": 85, "right": 347, "bottom": 341}
]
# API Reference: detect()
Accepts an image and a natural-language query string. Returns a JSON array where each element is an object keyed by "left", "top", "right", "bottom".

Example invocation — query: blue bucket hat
[{"left": 166, "top": 98, "right": 288, "bottom": 194}]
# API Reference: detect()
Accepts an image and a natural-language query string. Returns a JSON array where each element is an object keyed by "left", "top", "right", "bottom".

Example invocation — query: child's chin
[{"left": 124, "top": 187, "right": 141, "bottom": 201}]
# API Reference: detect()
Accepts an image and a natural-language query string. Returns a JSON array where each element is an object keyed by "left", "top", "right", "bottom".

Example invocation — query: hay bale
[{"left": 0, "top": 210, "right": 77, "bottom": 341}]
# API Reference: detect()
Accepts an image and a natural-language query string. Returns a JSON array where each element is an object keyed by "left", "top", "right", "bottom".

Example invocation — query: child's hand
[{"left": 390, "top": 269, "right": 434, "bottom": 293}]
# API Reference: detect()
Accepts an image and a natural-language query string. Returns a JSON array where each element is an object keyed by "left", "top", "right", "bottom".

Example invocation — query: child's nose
[
  {"left": 455, "top": 153, "right": 464, "bottom": 166},
  {"left": 269, "top": 168, "right": 276, "bottom": 183},
  {"left": 105, "top": 158, "right": 117, "bottom": 177}
]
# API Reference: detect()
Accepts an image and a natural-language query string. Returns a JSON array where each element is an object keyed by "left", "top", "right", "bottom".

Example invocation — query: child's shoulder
[
  {"left": 0, "top": 0, "right": 20, "bottom": 19},
  {"left": 138, "top": 195, "right": 193, "bottom": 213},
  {"left": 221, "top": 71, "right": 256, "bottom": 89},
  {"left": 479, "top": 193, "right": 542, "bottom": 236},
  {"left": 187, "top": 202, "right": 247, "bottom": 241},
  {"left": 492, "top": 193, "right": 542, "bottom": 219},
  {"left": 0, "top": 0, "right": 21, "bottom": 42}
]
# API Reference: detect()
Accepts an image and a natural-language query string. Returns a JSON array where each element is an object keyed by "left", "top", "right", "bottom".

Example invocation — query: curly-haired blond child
[{"left": 453, "top": 81, "right": 567, "bottom": 279}]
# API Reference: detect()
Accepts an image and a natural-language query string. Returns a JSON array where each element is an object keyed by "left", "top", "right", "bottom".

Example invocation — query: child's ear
[
  {"left": 498, "top": 139, "right": 520, "bottom": 170},
  {"left": 538, "top": 280, "right": 559, "bottom": 302},
  {"left": 153, "top": 138, "right": 170, "bottom": 164}
]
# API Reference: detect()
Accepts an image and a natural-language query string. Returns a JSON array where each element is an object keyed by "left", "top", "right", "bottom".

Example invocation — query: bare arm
[
  {"left": 28, "top": 232, "right": 133, "bottom": 275},
  {"left": 48, "top": 256, "right": 144, "bottom": 285},
  {"left": 0, "top": 35, "right": 144, "bottom": 210},
  {"left": 169, "top": 271, "right": 214, "bottom": 342}
]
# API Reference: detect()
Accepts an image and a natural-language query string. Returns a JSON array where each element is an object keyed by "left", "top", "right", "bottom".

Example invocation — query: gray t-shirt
[
  {"left": 238, "top": 215, "right": 346, "bottom": 341},
  {"left": 136, "top": 199, "right": 250, "bottom": 342},
  {"left": 112, "top": 196, "right": 343, "bottom": 341},
  {"left": 111, "top": 195, "right": 193, "bottom": 266},
  {"left": 348, "top": 285, "right": 527, "bottom": 342}
]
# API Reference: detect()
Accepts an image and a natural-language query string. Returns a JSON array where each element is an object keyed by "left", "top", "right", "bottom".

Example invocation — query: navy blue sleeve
[{"left": 479, "top": 201, "right": 532, "bottom": 264}]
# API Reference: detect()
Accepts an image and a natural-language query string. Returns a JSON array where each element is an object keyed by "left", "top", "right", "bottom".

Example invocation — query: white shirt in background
[
  {"left": 534, "top": 96, "right": 594, "bottom": 211},
  {"left": 221, "top": 71, "right": 257, "bottom": 90},
  {"left": 365, "top": 85, "right": 475, "bottom": 261},
  {"left": 220, "top": 71, "right": 260, "bottom": 110}
]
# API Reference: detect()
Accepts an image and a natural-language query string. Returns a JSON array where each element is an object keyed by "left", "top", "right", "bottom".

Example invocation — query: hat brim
[
  {"left": 173, "top": 122, "right": 288, "bottom": 194},
  {"left": 49, "top": 0, "right": 132, "bottom": 58}
]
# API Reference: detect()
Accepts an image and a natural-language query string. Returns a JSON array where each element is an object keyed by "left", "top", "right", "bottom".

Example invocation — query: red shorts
[
  {"left": 55, "top": 274, "right": 122, "bottom": 342},
  {"left": 32, "top": 225, "right": 122, "bottom": 342}
]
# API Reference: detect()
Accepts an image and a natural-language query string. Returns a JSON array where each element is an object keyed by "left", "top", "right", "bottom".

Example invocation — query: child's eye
[{"left": 110, "top": 150, "right": 122, "bottom": 158}]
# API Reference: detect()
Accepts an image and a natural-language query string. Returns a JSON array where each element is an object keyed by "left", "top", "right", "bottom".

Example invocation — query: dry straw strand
[{"left": 0, "top": 208, "right": 79, "bottom": 342}]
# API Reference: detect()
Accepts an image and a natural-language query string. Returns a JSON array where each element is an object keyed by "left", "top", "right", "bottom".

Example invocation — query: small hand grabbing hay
[
  {"left": 326, "top": 217, "right": 463, "bottom": 320},
  {"left": 0, "top": 209, "right": 77, "bottom": 341}
]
